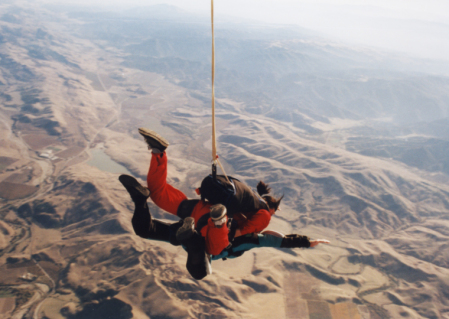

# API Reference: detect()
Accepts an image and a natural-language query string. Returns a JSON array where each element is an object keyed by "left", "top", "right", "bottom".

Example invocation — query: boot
[
  {"left": 119, "top": 175, "right": 150, "bottom": 204},
  {"left": 176, "top": 217, "right": 196, "bottom": 242},
  {"left": 138, "top": 127, "right": 169, "bottom": 152},
  {"left": 168, "top": 220, "right": 184, "bottom": 246}
]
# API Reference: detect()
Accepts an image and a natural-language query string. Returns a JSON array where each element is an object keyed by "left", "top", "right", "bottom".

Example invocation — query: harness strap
[
  {"left": 196, "top": 212, "right": 211, "bottom": 233},
  {"left": 177, "top": 199, "right": 201, "bottom": 219}
]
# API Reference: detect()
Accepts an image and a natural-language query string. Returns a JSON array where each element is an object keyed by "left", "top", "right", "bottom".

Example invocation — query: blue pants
[{"left": 212, "top": 233, "right": 283, "bottom": 260}]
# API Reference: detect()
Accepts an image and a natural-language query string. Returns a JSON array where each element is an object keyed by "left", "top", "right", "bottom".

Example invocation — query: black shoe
[
  {"left": 138, "top": 128, "right": 169, "bottom": 152},
  {"left": 176, "top": 217, "right": 196, "bottom": 242},
  {"left": 119, "top": 175, "right": 150, "bottom": 204}
]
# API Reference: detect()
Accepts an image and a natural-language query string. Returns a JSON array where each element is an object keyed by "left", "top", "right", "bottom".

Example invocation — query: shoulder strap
[{"left": 177, "top": 199, "right": 201, "bottom": 219}]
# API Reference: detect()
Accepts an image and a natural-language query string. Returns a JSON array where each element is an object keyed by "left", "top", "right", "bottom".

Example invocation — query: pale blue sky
[{"left": 41, "top": 0, "right": 449, "bottom": 61}]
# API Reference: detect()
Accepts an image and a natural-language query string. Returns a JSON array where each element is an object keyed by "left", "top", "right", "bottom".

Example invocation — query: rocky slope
[{"left": 1, "top": 2, "right": 449, "bottom": 319}]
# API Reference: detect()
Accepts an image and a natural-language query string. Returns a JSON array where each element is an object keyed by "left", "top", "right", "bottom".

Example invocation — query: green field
[{"left": 0, "top": 291, "right": 14, "bottom": 298}]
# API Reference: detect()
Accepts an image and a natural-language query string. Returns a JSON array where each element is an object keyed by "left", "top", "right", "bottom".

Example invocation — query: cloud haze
[{"left": 40, "top": 0, "right": 449, "bottom": 61}]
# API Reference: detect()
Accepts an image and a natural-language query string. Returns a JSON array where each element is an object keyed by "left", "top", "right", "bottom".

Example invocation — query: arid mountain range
[{"left": 1, "top": 2, "right": 449, "bottom": 319}]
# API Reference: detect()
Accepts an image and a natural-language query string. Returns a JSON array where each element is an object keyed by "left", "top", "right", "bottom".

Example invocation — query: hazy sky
[{"left": 41, "top": 0, "right": 449, "bottom": 61}]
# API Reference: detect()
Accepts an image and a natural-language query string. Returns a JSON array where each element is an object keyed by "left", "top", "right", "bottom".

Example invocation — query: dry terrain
[{"left": 0, "top": 2, "right": 448, "bottom": 319}]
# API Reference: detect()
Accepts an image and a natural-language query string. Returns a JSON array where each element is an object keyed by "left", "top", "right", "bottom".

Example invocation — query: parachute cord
[
  {"left": 210, "top": 0, "right": 230, "bottom": 183},
  {"left": 216, "top": 157, "right": 230, "bottom": 182},
  {"left": 211, "top": 0, "right": 217, "bottom": 162}
]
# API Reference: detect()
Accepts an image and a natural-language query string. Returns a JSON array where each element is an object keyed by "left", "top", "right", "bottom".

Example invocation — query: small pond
[{"left": 88, "top": 149, "right": 132, "bottom": 175}]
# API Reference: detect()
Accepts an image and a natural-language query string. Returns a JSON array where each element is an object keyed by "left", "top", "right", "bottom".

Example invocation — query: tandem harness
[{"left": 176, "top": 199, "right": 238, "bottom": 247}]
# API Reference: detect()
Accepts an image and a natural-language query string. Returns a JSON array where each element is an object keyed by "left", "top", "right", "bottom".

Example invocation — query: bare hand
[{"left": 310, "top": 239, "right": 330, "bottom": 248}]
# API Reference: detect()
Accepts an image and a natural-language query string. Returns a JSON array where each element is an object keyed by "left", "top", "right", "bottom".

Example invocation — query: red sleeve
[
  {"left": 238, "top": 210, "right": 271, "bottom": 236},
  {"left": 204, "top": 218, "right": 230, "bottom": 256}
]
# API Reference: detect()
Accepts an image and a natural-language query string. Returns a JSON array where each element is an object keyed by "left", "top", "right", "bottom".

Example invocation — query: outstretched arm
[
  {"left": 279, "top": 234, "right": 330, "bottom": 248},
  {"left": 309, "top": 239, "right": 330, "bottom": 247},
  {"left": 210, "top": 233, "right": 330, "bottom": 261}
]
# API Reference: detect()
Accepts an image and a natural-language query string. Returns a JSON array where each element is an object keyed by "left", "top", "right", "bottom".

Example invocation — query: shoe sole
[
  {"left": 176, "top": 217, "right": 195, "bottom": 242},
  {"left": 138, "top": 128, "right": 169, "bottom": 149},
  {"left": 118, "top": 175, "right": 150, "bottom": 197},
  {"left": 210, "top": 204, "right": 227, "bottom": 221}
]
